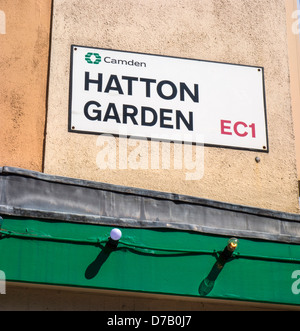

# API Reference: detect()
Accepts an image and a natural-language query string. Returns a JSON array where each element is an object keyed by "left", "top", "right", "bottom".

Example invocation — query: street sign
[{"left": 69, "top": 45, "right": 268, "bottom": 152}]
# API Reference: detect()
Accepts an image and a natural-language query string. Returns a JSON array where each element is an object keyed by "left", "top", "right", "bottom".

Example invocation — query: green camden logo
[{"left": 85, "top": 52, "right": 101, "bottom": 64}]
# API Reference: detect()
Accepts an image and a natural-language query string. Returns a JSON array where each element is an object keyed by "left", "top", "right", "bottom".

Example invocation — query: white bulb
[{"left": 110, "top": 228, "right": 122, "bottom": 241}]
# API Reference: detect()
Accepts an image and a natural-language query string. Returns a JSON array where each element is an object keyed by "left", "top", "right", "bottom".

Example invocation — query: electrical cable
[{"left": 1, "top": 227, "right": 300, "bottom": 263}]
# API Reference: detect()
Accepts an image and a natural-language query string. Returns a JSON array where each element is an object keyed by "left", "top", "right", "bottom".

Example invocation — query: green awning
[{"left": 1, "top": 216, "right": 300, "bottom": 307}]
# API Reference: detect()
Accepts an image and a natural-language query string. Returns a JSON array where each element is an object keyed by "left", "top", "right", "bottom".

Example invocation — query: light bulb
[
  {"left": 110, "top": 228, "right": 122, "bottom": 241},
  {"left": 227, "top": 238, "right": 238, "bottom": 252}
]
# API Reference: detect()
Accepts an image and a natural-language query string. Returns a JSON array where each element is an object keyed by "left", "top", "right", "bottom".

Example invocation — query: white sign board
[{"left": 69, "top": 45, "right": 268, "bottom": 152}]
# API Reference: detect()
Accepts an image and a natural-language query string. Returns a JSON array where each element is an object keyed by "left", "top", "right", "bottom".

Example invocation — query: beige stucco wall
[
  {"left": 286, "top": 0, "right": 300, "bottom": 180},
  {"left": 0, "top": 0, "right": 52, "bottom": 171},
  {"left": 44, "top": 0, "right": 300, "bottom": 213}
]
